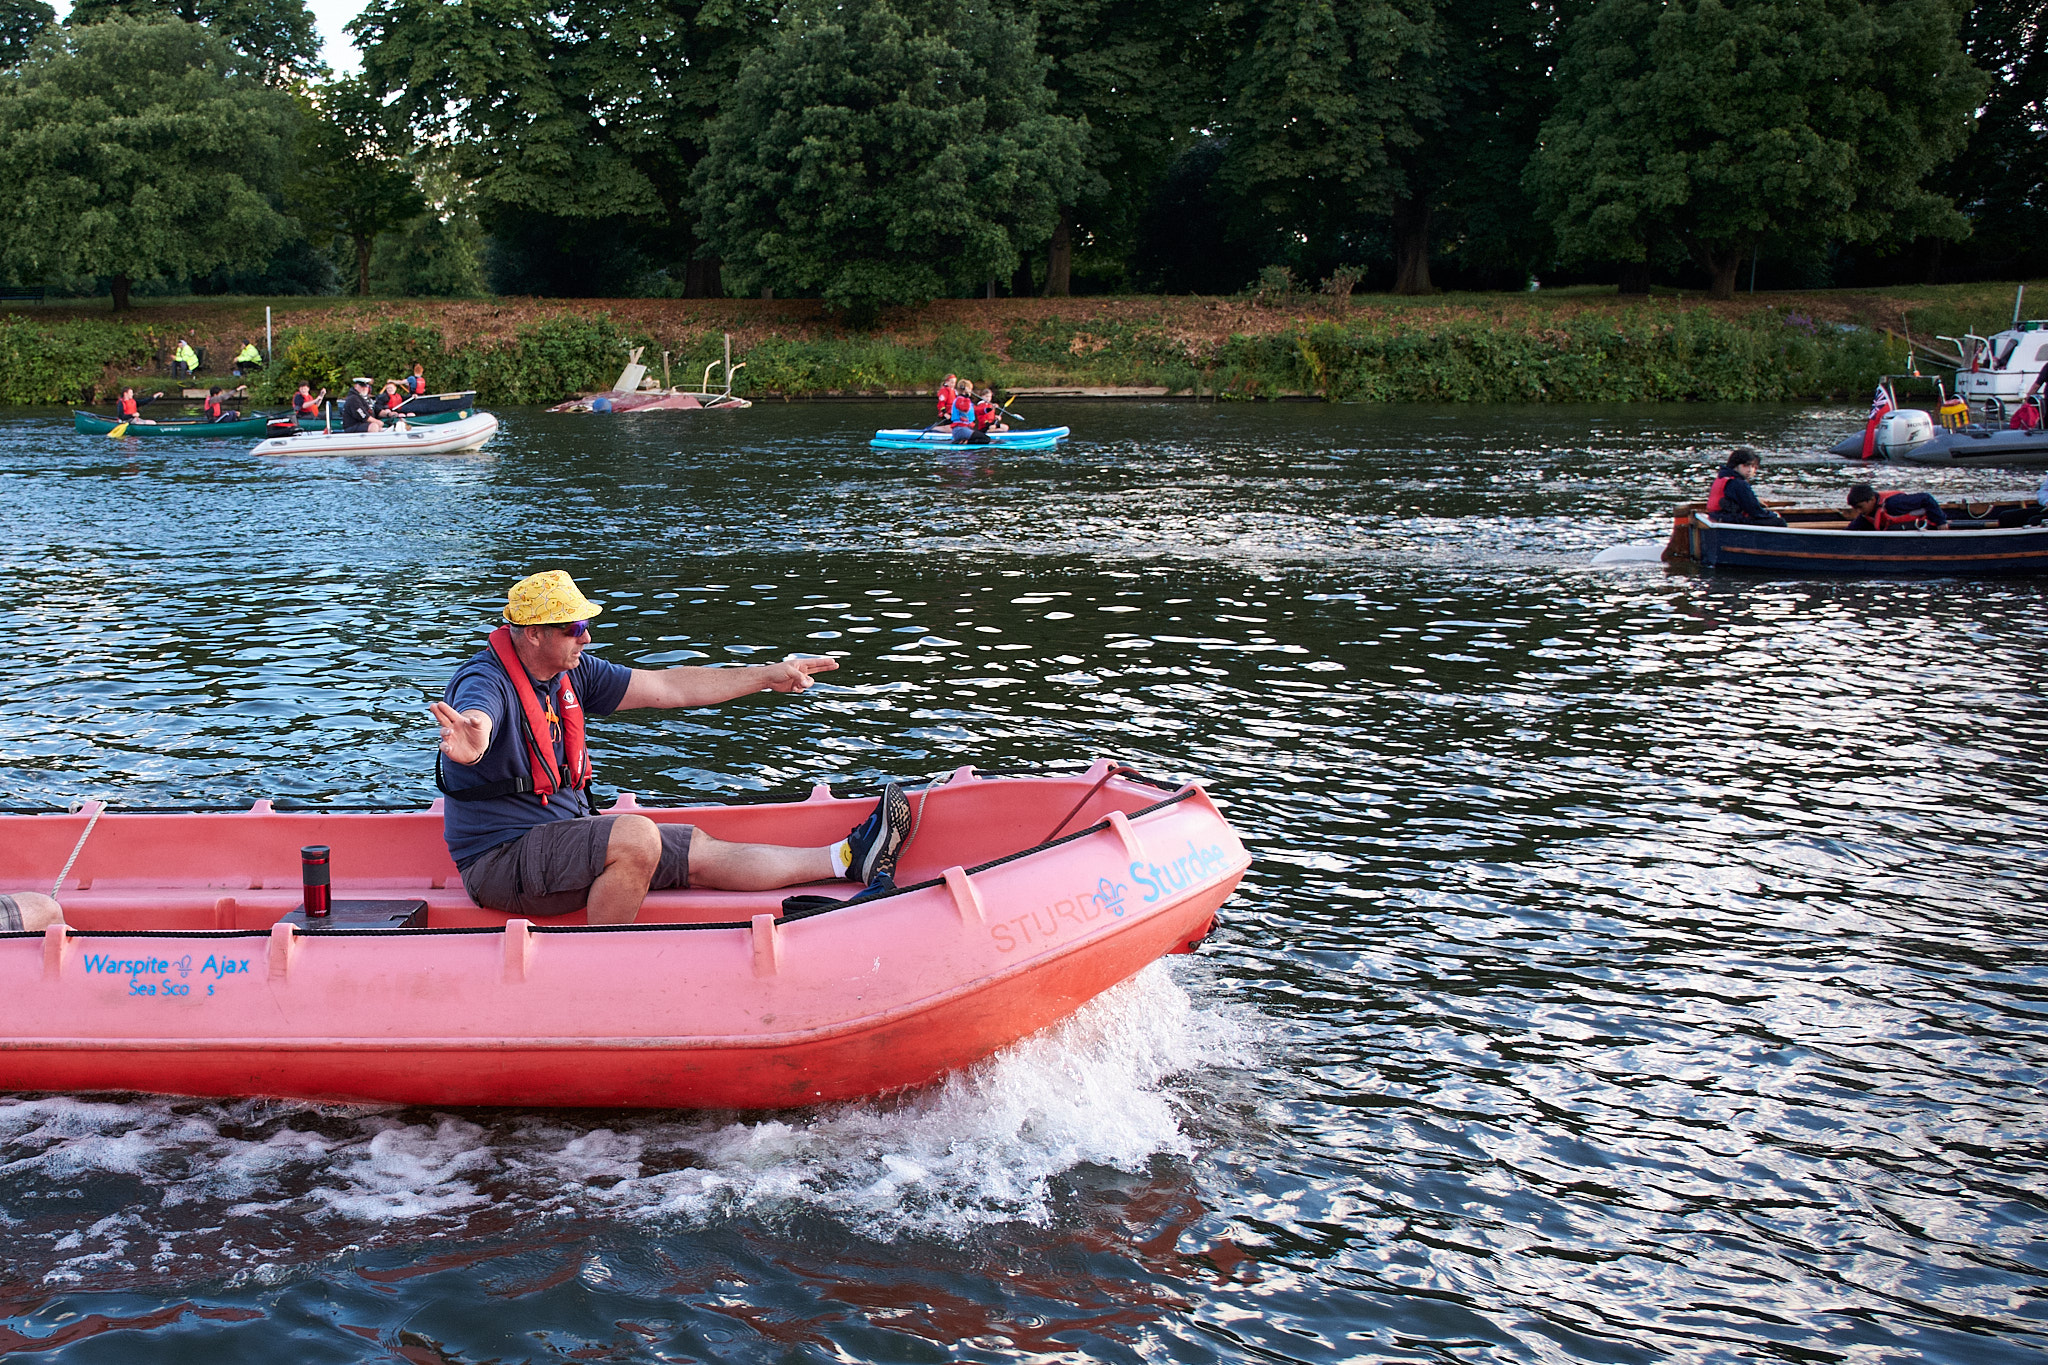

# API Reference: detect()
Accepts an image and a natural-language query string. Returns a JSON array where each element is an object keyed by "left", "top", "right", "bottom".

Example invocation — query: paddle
[{"left": 105, "top": 421, "right": 127, "bottom": 439}]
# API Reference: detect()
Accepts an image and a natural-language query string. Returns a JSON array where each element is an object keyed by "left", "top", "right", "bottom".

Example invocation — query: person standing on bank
[
  {"left": 430, "top": 571, "right": 912, "bottom": 924},
  {"left": 337, "top": 376, "right": 383, "bottom": 433},
  {"left": 1704, "top": 447, "right": 1786, "bottom": 526}
]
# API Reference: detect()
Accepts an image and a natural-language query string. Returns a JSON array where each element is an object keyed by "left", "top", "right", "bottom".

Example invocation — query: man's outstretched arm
[{"left": 617, "top": 656, "right": 838, "bottom": 711}]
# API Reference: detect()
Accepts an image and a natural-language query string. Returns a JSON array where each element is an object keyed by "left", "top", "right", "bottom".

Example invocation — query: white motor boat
[
  {"left": 251, "top": 412, "right": 500, "bottom": 456},
  {"left": 1937, "top": 287, "right": 2047, "bottom": 410}
]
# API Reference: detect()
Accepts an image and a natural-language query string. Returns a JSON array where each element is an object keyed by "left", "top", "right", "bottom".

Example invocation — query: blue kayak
[{"left": 870, "top": 425, "right": 1069, "bottom": 450}]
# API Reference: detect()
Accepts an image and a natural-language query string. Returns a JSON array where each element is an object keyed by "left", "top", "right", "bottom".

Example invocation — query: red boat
[{"left": 0, "top": 762, "right": 1245, "bottom": 1110}]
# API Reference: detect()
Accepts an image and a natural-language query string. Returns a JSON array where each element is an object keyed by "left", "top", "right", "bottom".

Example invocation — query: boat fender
[{"left": 434, "top": 626, "right": 590, "bottom": 804}]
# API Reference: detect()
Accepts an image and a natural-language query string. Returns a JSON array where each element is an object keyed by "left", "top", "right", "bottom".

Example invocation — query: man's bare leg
[
  {"left": 585, "top": 815, "right": 661, "bottom": 925},
  {"left": 688, "top": 830, "right": 836, "bottom": 890},
  {"left": 5, "top": 892, "right": 63, "bottom": 933}
]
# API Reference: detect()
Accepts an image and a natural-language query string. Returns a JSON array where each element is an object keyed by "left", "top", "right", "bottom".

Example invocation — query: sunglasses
[{"left": 545, "top": 620, "right": 590, "bottom": 639}]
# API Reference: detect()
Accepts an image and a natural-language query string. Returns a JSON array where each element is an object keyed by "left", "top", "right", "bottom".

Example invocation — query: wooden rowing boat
[{"left": 1664, "top": 498, "right": 2048, "bottom": 573}]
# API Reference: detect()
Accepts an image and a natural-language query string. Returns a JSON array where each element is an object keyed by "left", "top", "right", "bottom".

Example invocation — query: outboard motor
[{"left": 1874, "top": 408, "right": 1935, "bottom": 458}]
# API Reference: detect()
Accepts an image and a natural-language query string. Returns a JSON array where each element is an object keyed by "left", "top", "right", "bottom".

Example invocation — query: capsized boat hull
[
  {"left": 251, "top": 411, "right": 499, "bottom": 456},
  {"left": 549, "top": 390, "right": 752, "bottom": 413},
  {"left": 74, "top": 411, "right": 272, "bottom": 437},
  {"left": 871, "top": 426, "right": 1069, "bottom": 449},
  {"left": 0, "top": 762, "right": 1245, "bottom": 1109}
]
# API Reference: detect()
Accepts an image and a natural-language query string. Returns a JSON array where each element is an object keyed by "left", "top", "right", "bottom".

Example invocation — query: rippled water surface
[{"left": 2, "top": 401, "right": 2044, "bottom": 1363}]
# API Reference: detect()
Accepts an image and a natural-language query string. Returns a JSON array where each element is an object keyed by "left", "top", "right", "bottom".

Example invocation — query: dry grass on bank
[{"left": 7, "top": 280, "right": 2042, "bottom": 365}]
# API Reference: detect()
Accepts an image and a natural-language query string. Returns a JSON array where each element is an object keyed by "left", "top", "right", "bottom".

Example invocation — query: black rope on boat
[{"left": 1041, "top": 764, "right": 1145, "bottom": 845}]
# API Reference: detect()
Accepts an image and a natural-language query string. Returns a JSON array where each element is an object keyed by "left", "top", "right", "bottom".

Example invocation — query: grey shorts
[
  {"left": 0, "top": 895, "right": 21, "bottom": 932},
  {"left": 458, "top": 817, "right": 693, "bottom": 917}
]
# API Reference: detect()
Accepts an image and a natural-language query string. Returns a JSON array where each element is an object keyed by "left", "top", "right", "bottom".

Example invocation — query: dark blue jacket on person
[{"left": 1707, "top": 467, "right": 1786, "bottom": 525}]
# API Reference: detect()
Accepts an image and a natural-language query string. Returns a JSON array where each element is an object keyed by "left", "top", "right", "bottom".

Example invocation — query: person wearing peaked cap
[
  {"left": 337, "top": 376, "right": 384, "bottom": 434},
  {"left": 428, "top": 571, "right": 912, "bottom": 925}
]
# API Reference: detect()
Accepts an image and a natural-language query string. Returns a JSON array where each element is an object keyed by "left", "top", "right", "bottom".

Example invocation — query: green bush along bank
[
  {"left": 0, "top": 303, "right": 1908, "bottom": 406},
  {"left": 251, "top": 316, "right": 631, "bottom": 405},
  {"left": 1006, "top": 308, "right": 1903, "bottom": 401},
  {"left": 0, "top": 316, "right": 153, "bottom": 404}
]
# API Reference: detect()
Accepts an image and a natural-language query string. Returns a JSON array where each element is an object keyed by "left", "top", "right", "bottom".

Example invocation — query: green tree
[
  {"left": 0, "top": 18, "right": 297, "bottom": 309},
  {"left": 0, "top": 0, "right": 53, "bottom": 67},
  {"left": 1217, "top": 0, "right": 1441, "bottom": 274},
  {"left": 1383, "top": 0, "right": 1590, "bottom": 293},
  {"left": 289, "top": 77, "right": 427, "bottom": 295},
  {"left": 693, "top": 0, "right": 1084, "bottom": 323},
  {"left": 1931, "top": 0, "right": 2045, "bottom": 276},
  {"left": 370, "top": 159, "right": 489, "bottom": 297},
  {"left": 66, "top": 0, "right": 322, "bottom": 82},
  {"left": 1527, "top": 0, "right": 1985, "bottom": 298},
  {"left": 1028, "top": 0, "right": 1220, "bottom": 295},
  {"left": 352, "top": 0, "right": 771, "bottom": 295}
]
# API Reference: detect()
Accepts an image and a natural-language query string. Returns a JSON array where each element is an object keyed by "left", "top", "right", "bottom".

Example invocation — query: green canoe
[{"left": 74, "top": 411, "right": 274, "bottom": 438}]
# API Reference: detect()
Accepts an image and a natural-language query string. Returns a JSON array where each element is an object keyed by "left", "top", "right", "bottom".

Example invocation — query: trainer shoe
[{"left": 845, "top": 782, "right": 911, "bottom": 883}]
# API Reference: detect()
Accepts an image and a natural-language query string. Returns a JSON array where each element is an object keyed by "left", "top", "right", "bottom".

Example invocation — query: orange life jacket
[
  {"left": 1870, "top": 490, "right": 1923, "bottom": 531},
  {"left": 936, "top": 384, "right": 956, "bottom": 419},
  {"left": 436, "top": 627, "right": 591, "bottom": 805},
  {"left": 118, "top": 395, "right": 139, "bottom": 419},
  {"left": 203, "top": 397, "right": 223, "bottom": 420},
  {"left": 487, "top": 626, "right": 589, "bottom": 800},
  {"left": 1707, "top": 475, "right": 1732, "bottom": 513},
  {"left": 295, "top": 394, "right": 319, "bottom": 415}
]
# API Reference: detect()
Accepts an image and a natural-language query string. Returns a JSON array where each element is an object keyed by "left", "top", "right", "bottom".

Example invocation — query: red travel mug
[{"left": 301, "top": 845, "right": 331, "bottom": 918}]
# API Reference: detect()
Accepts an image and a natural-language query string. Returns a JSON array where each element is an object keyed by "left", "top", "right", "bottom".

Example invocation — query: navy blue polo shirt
[{"left": 439, "top": 645, "right": 634, "bottom": 864}]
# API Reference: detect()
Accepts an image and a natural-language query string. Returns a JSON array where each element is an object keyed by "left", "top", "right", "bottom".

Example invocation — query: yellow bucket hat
[{"left": 504, "top": 570, "right": 604, "bottom": 626}]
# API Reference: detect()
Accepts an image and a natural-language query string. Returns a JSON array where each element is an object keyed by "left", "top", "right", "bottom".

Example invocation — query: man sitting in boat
[
  {"left": 429, "top": 571, "right": 913, "bottom": 924},
  {"left": 202, "top": 387, "right": 239, "bottom": 422},
  {"left": 337, "top": 376, "right": 383, "bottom": 433},
  {"left": 1705, "top": 448, "right": 1785, "bottom": 525},
  {"left": 1843, "top": 484, "right": 1950, "bottom": 531},
  {"left": 404, "top": 363, "right": 427, "bottom": 399},
  {"left": 292, "top": 382, "right": 327, "bottom": 417},
  {"left": 0, "top": 891, "right": 62, "bottom": 933}
]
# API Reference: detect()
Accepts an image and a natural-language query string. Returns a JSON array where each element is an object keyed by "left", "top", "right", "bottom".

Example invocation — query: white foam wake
[{"left": 0, "top": 960, "right": 1258, "bottom": 1284}]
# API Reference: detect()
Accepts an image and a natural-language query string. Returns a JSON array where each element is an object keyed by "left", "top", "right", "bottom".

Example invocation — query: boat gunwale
[
  {"left": 0, "top": 770, "right": 1209, "bottom": 940},
  {"left": 1691, "top": 512, "right": 2048, "bottom": 540}
]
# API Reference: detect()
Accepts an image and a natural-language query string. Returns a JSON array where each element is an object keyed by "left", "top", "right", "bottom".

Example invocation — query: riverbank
[{"left": 8, "top": 280, "right": 2040, "bottom": 407}]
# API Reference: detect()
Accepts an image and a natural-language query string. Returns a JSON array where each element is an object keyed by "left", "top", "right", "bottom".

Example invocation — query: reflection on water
[{"left": 1, "top": 402, "right": 2044, "bottom": 1362}]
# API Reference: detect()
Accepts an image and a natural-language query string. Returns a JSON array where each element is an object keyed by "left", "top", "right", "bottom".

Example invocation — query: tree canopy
[
  {"left": 1217, "top": 0, "right": 1440, "bottom": 270},
  {"left": 692, "top": 0, "right": 1084, "bottom": 321},
  {"left": 352, "top": 0, "right": 771, "bottom": 292},
  {"left": 288, "top": 77, "right": 427, "bottom": 296},
  {"left": 0, "top": 0, "right": 53, "bottom": 68},
  {"left": 1526, "top": 0, "right": 1985, "bottom": 297},
  {"left": 66, "top": 0, "right": 323, "bottom": 82},
  {"left": 0, "top": 18, "right": 297, "bottom": 308}
]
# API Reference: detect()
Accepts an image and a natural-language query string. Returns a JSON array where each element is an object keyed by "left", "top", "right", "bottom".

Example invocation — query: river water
[{"left": 1, "top": 401, "right": 2044, "bottom": 1363}]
